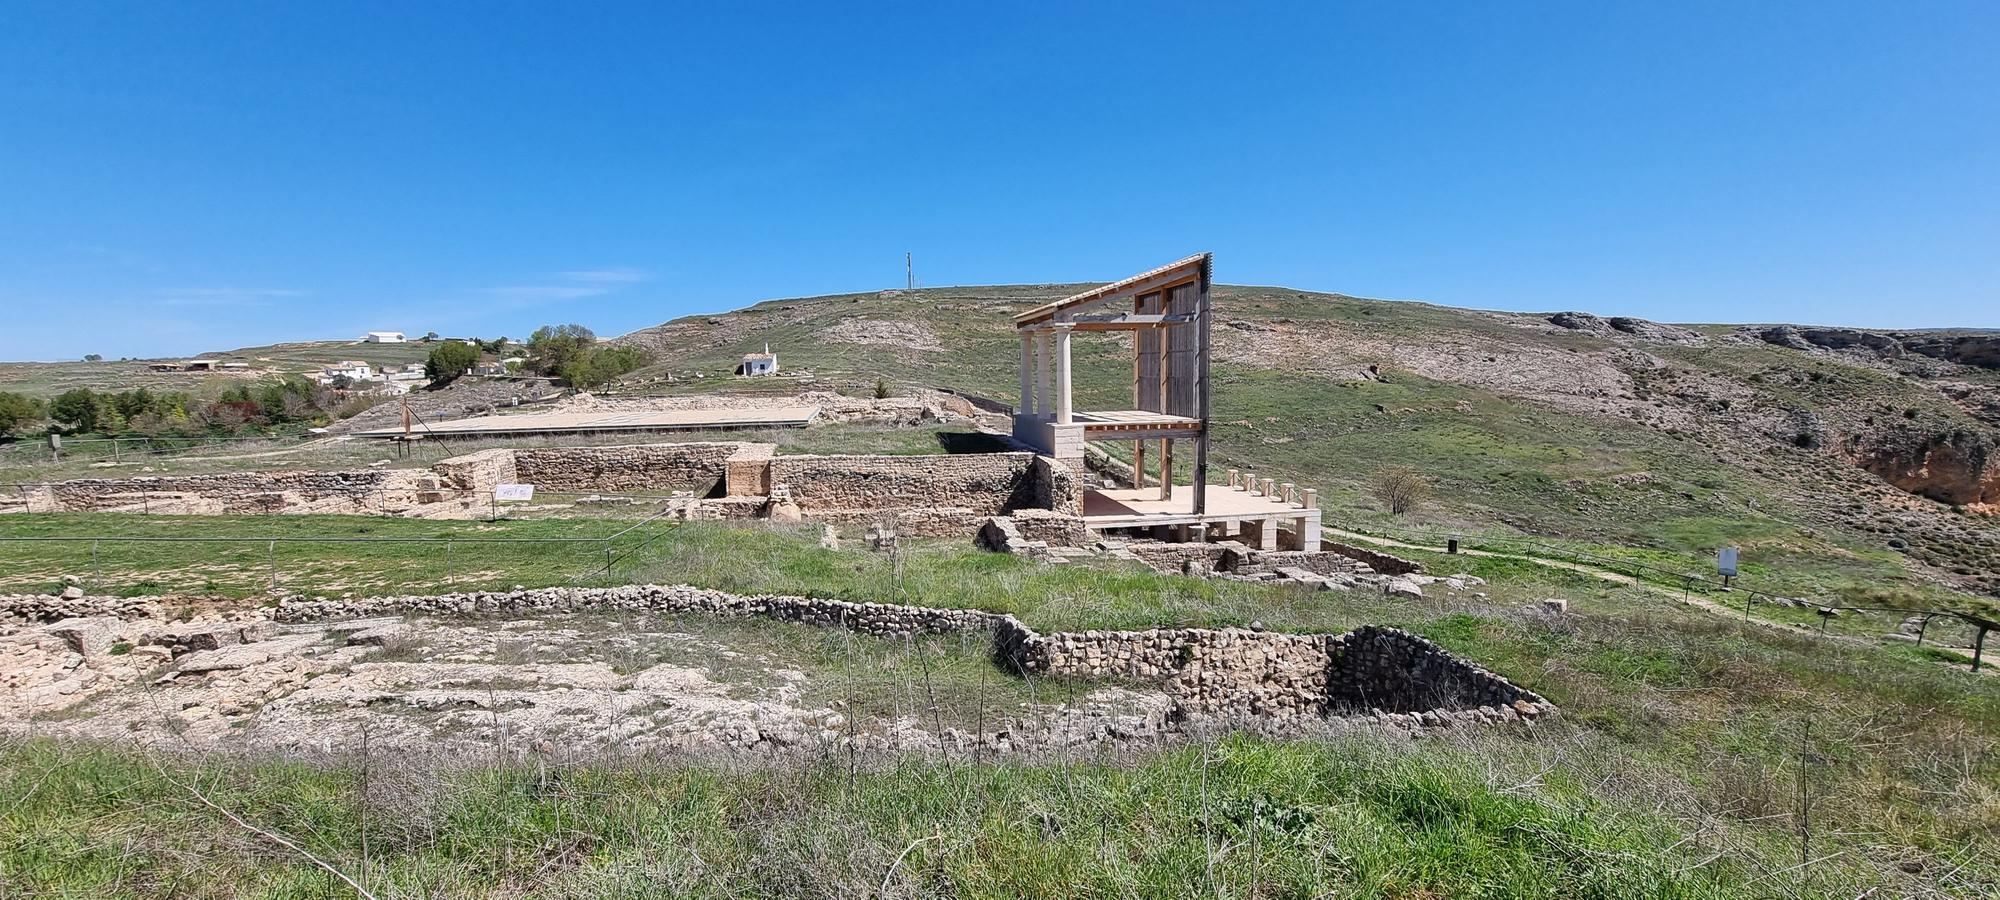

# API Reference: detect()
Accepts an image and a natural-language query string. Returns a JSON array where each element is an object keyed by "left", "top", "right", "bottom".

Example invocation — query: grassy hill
[{"left": 612, "top": 283, "right": 2000, "bottom": 609}]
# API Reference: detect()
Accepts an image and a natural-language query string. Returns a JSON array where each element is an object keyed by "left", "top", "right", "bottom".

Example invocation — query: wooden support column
[
  {"left": 1192, "top": 267, "right": 1211, "bottom": 516},
  {"left": 1160, "top": 438, "right": 1174, "bottom": 501},
  {"left": 1133, "top": 441, "right": 1147, "bottom": 488},
  {"left": 1017, "top": 332, "right": 1035, "bottom": 416}
]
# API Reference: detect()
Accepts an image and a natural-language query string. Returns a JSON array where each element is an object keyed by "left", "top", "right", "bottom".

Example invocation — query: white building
[
  {"left": 739, "top": 344, "right": 778, "bottom": 376},
  {"left": 322, "top": 360, "right": 375, "bottom": 381},
  {"left": 362, "top": 331, "right": 406, "bottom": 343}
]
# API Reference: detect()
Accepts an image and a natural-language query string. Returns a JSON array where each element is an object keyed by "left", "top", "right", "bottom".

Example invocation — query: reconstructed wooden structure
[
  {"left": 1010, "top": 254, "right": 1321, "bottom": 548},
  {"left": 1013, "top": 253, "right": 1213, "bottom": 503}
]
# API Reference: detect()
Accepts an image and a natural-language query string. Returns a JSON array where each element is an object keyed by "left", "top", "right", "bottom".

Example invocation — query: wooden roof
[{"left": 1013, "top": 252, "right": 1211, "bottom": 326}]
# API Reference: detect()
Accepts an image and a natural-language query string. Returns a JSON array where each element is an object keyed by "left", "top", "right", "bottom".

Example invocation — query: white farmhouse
[
  {"left": 363, "top": 331, "right": 406, "bottom": 343},
  {"left": 322, "top": 360, "right": 375, "bottom": 381},
  {"left": 739, "top": 344, "right": 779, "bottom": 376}
]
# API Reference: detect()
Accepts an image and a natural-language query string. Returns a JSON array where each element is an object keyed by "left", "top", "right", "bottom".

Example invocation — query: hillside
[
  {"left": 0, "top": 339, "right": 434, "bottom": 400},
  {"left": 615, "top": 283, "right": 2000, "bottom": 605}
]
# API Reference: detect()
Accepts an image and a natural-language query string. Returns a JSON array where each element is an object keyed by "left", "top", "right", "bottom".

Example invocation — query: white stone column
[
  {"left": 1036, "top": 330, "right": 1054, "bottom": 421},
  {"left": 1018, "top": 332, "right": 1035, "bottom": 416},
  {"left": 1053, "top": 325, "right": 1074, "bottom": 425}
]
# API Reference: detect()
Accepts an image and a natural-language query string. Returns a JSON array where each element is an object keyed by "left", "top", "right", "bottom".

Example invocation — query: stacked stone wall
[
  {"left": 512, "top": 442, "right": 763, "bottom": 491},
  {"left": 42, "top": 470, "right": 407, "bottom": 513},
  {"left": 433, "top": 448, "right": 517, "bottom": 492},
  {"left": 263, "top": 584, "right": 1551, "bottom": 728},
  {"left": 1220, "top": 548, "right": 1369, "bottom": 578},
  {"left": 768, "top": 452, "right": 1045, "bottom": 516},
  {"left": 1010, "top": 509, "right": 1093, "bottom": 546},
  {"left": 1321, "top": 541, "right": 1422, "bottom": 576}
]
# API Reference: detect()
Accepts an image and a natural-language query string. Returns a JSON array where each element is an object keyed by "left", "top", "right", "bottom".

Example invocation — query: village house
[
  {"left": 362, "top": 331, "right": 406, "bottom": 343},
  {"left": 739, "top": 344, "right": 778, "bottom": 376}
]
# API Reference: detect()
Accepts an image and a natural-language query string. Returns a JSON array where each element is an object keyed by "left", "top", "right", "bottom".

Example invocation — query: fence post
[
  {"left": 91, "top": 539, "right": 101, "bottom": 591},
  {"left": 1916, "top": 615, "right": 1930, "bottom": 648},
  {"left": 1975, "top": 627, "right": 1988, "bottom": 673},
  {"left": 446, "top": 540, "right": 454, "bottom": 587},
  {"left": 267, "top": 540, "right": 279, "bottom": 593}
]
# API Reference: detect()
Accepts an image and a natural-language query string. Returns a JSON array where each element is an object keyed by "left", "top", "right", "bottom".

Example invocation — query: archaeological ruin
[{"left": 1, "top": 254, "right": 1545, "bottom": 752}]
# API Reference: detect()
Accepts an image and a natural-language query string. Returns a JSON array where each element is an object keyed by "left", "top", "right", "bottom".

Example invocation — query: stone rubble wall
[
  {"left": 511, "top": 442, "right": 769, "bottom": 491},
  {"left": 1320, "top": 541, "right": 1423, "bottom": 576},
  {"left": 432, "top": 448, "right": 517, "bottom": 492},
  {"left": 766, "top": 452, "right": 1048, "bottom": 517},
  {"left": 258, "top": 583, "right": 1551, "bottom": 728},
  {"left": 35, "top": 470, "right": 421, "bottom": 514},
  {"left": 1122, "top": 541, "right": 1235, "bottom": 574},
  {"left": 1221, "top": 548, "right": 1371, "bottom": 578},
  {"left": 1009, "top": 509, "right": 1094, "bottom": 546}
]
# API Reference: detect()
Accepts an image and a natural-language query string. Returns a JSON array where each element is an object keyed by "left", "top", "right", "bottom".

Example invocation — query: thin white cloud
[{"left": 476, "top": 267, "right": 651, "bottom": 305}]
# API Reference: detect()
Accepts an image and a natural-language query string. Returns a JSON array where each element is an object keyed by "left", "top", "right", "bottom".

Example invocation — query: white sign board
[
  {"left": 1717, "top": 546, "right": 1739, "bottom": 578},
  {"left": 493, "top": 483, "right": 536, "bottom": 502}
]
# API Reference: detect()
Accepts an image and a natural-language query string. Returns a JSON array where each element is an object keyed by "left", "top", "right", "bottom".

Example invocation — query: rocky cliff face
[{"left": 1845, "top": 427, "right": 2000, "bottom": 510}]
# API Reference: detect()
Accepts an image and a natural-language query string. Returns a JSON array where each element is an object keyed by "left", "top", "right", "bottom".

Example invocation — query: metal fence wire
[{"left": 1334, "top": 522, "right": 1996, "bottom": 672}]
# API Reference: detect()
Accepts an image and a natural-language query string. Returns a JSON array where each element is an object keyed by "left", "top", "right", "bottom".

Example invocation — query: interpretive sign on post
[
  {"left": 494, "top": 484, "right": 536, "bottom": 502},
  {"left": 1717, "top": 546, "right": 1739, "bottom": 588}
]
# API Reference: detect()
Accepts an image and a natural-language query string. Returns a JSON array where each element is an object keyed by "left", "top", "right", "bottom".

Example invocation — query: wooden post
[
  {"left": 1192, "top": 261, "right": 1211, "bottom": 516},
  {"left": 1160, "top": 438, "right": 1173, "bottom": 501},
  {"left": 1134, "top": 442, "right": 1147, "bottom": 488},
  {"left": 1976, "top": 626, "right": 1988, "bottom": 673}
]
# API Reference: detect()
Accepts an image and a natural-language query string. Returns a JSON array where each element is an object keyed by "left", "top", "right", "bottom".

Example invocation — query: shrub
[
  {"left": 1372, "top": 466, "right": 1430, "bottom": 515},
  {"left": 0, "top": 391, "right": 40, "bottom": 435}
]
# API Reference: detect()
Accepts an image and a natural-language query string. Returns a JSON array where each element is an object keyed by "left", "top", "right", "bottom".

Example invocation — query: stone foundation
[{"left": 259, "top": 584, "right": 1552, "bottom": 728}]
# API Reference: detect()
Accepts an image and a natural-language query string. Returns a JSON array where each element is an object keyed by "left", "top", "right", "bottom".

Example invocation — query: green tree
[
  {"left": 525, "top": 324, "right": 596, "bottom": 376},
  {"left": 425, "top": 341, "right": 480, "bottom": 382},
  {"left": 558, "top": 344, "right": 649, "bottom": 390},
  {"left": 0, "top": 391, "right": 40, "bottom": 435},
  {"left": 50, "top": 388, "right": 100, "bottom": 433},
  {"left": 82, "top": 354, "right": 103, "bottom": 362}
]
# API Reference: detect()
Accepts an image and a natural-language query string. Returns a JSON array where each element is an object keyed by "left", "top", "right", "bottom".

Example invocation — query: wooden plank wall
[
  {"left": 1166, "top": 282, "right": 1199, "bottom": 417},
  {"left": 1134, "top": 290, "right": 1164, "bottom": 412},
  {"left": 1131, "top": 284, "right": 1200, "bottom": 417}
]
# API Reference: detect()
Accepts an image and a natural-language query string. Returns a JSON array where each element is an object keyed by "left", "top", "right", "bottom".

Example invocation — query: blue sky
[{"left": 2, "top": 2, "right": 1995, "bottom": 361}]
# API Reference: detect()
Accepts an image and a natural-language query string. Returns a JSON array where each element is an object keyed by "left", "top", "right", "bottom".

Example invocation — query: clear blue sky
[{"left": 3, "top": 1, "right": 1995, "bottom": 361}]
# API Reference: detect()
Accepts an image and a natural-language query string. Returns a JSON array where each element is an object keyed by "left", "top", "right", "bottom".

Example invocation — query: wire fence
[{"left": 1333, "top": 521, "right": 1996, "bottom": 671}]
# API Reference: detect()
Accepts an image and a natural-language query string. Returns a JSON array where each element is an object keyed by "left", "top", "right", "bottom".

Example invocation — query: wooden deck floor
[{"left": 1081, "top": 485, "right": 1314, "bottom": 527}]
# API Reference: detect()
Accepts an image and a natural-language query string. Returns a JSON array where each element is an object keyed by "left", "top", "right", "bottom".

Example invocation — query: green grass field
[{"left": 4, "top": 513, "right": 1998, "bottom": 896}]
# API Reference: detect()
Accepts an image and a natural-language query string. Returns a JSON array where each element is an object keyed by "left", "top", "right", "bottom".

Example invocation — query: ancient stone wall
[
  {"left": 512, "top": 442, "right": 765, "bottom": 491},
  {"left": 1220, "top": 548, "right": 1370, "bottom": 578},
  {"left": 1010, "top": 509, "right": 1093, "bottom": 546},
  {"left": 433, "top": 448, "right": 517, "bottom": 492},
  {"left": 1320, "top": 541, "right": 1422, "bottom": 575},
  {"left": 264, "top": 583, "right": 1551, "bottom": 728},
  {"left": 40, "top": 470, "right": 411, "bottom": 514},
  {"left": 767, "top": 452, "right": 1046, "bottom": 517}
]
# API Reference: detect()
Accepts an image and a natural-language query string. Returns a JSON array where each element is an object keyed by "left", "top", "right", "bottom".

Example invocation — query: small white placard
[{"left": 494, "top": 483, "right": 535, "bottom": 502}]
